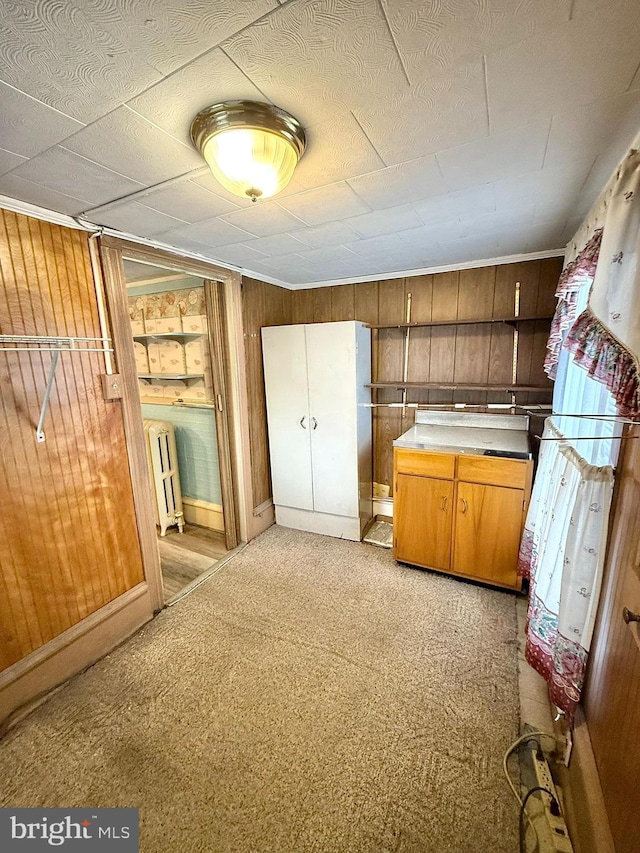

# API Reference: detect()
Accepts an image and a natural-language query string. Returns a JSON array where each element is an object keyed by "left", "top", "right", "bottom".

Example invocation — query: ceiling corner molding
[
  {"left": 285, "top": 248, "right": 567, "bottom": 290},
  {"left": 0, "top": 195, "right": 90, "bottom": 231}
]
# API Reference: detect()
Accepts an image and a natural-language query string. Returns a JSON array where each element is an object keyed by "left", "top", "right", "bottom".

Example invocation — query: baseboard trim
[
  {"left": 0, "top": 583, "right": 153, "bottom": 732},
  {"left": 182, "top": 497, "right": 224, "bottom": 532},
  {"left": 374, "top": 498, "right": 394, "bottom": 518},
  {"left": 557, "top": 708, "right": 615, "bottom": 853}
]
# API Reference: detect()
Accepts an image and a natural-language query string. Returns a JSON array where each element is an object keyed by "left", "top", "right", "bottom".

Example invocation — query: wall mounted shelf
[
  {"left": 133, "top": 332, "right": 203, "bottom": 342},
  {"left": 0, "top": 334, "right": 114, "bottom": 442},
  {"left": 371, "top": 314, "right": 553, "bottom": 330},
  {"left": 138, "top": 373, "right": 204, "bottom": 381},
  {"left": 368, "top": 382, "right": 552, "bottom": 392}
]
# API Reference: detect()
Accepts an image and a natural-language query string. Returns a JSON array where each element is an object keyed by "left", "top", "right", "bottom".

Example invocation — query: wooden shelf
[
  {"left": 138, "top": 373, "right": 204, "bottom": 381},
  {"left": 368, "top": 382, "right": 552, "bottom": 392},
  {"left": 134, "top": 332, "right": 203, "bottom": 342},
  {"left": 371, "top": 314, "right": 553, "bottom": 329}
]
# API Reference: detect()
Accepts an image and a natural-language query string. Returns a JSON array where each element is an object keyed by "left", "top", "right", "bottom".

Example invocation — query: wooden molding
[
  {"left": 98, "top": 242, "right": 164, "bottom": 612},
  {"left": 0, "top": 584, "right": 153, "bottom": 733}
]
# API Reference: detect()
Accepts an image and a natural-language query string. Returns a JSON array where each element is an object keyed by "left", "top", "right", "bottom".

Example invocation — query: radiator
[{"left": 143, "top": 419, "right": 184, "bottom": 536}]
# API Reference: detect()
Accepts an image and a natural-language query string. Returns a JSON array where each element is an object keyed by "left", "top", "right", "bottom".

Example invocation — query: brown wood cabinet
[{"left": 393, "top": 447, "right": 533, "bottom": 590}]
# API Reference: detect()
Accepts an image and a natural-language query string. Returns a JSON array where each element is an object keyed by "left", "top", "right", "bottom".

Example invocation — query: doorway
[{"left": 122, "top": 257, "right": 230, "bottom": 602}]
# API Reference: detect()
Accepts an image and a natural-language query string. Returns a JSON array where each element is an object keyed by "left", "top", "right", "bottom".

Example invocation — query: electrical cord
[
  {"left": 519, "top": 785, "right": 558, "bottom": 853},
  {"left": 503, "top": 730, "right": 557, "bottom": 848}
]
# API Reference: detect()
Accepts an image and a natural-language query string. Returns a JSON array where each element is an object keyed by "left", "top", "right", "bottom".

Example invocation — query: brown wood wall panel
[
  {"left": 242, "top": 257, "right": 562, "bottom": 505},
  {"left": 581, "top": 428, "right": 640, "bottom": 853},
  {"left": 241, "top": 276, "right": 293, "bottom": 509},
  {"left": 0, "top": 211, "right": 145, "bottom": 672}
]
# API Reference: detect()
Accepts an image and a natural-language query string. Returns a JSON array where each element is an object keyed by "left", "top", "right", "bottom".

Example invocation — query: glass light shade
[
  {"left": 202, "top": 127, "right": 299, "bottom": 201},
  {"left": 191, "top": 101, "right": 306, "bottom": 202}
]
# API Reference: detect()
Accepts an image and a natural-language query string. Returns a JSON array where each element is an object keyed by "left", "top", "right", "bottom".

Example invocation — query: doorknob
[
  {"left": 299, "top": 416, "right": 307, "bottom": 429},
  {"left": 622, "top": 606, "right": 640, "bottom": 624}
]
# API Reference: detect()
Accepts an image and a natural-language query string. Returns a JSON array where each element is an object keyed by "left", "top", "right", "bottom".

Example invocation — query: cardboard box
[
  {"left": 130, "top": 319, "right": 145, "bottom": 336},
  {"left": 182, "top": 315, "right": 207, "bottom": 334},
  {"left": 158, "top": 340, "right": 186, "bottom": 374},
  {"left": 185, "top": 339, "right": 207, "bottom": 374},
  {"left": 133, "top": 341, "right": 149, "bottom": 374},
  {"left": 161, "top": 381, "right": 187, "bottom": 400},
  {"left": 147, "top": 342, "right": 161, "bottom": 374},
  {"left": 155, "top": 317, "right": 182, "bottom": 334}
]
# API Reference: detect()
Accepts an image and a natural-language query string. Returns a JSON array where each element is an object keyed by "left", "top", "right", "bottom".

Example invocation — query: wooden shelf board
[
  {"left": 138, "top": 373, "right": 204, "bottom": 381},
  {"left": 371, "top": 314, "right": 553, "bottom": 329},
  {"left": 368, "top": 382, "right": 552, "bottom": 391},
  {"left": 133, "top": 332, "right": 203, "bottom": 341}
]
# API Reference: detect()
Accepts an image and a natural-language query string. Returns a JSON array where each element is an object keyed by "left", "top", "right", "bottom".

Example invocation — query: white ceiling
[{"left": 1, "top": 0, "right": 640, "bottom": 287}]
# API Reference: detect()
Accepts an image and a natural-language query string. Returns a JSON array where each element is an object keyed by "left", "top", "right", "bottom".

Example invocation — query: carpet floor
[{"left": 0, "top": 526, "right": 521, "bottom": 852}]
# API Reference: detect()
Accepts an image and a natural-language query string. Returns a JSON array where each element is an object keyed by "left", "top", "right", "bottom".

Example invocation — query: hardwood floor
[{"left": 159, "top": 525, "right": 228, "bottom": 601}]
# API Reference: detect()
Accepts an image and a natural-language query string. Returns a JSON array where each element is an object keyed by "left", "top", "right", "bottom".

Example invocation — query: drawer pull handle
[
  {"left": 461, "top": 498, "right": 468, "bottom": 514},
  {"left": 623, "top": 607, "right": 640, "bottom": 624},
  {"left": 441, "top": 496, "right": 447, "bottom": 511},
  {"left": 299, "top": 416, "right": 307, "bottom": 429},
  {"left": 311, "top": 416, "right": 318, "bottom": 430}
]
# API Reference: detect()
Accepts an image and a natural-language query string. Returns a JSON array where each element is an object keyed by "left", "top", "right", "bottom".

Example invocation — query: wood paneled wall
[
  {"left": 241, "top": 276, "right": 293, "bottom": 509},
  {"left": 242, "top": 258, "right": 561, "bottom": 511},
  {"left": 290, "top": 259, "right": 561, "bottom": 493},
  {"left": 0, "top": 211, "right": 145, "bottom": 673}
]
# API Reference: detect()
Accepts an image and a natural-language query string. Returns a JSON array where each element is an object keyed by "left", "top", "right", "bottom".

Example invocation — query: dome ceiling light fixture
[{"left": 190, "top": 100, "right": 307, "bottom": 203}]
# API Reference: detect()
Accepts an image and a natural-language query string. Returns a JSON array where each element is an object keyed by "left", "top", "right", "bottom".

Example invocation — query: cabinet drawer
[
  {"left": 457, "top": 455, "right": 530, "bottom": 489},
  {"left": 394, "top": 449, "right": 455, "bottom": 479}
]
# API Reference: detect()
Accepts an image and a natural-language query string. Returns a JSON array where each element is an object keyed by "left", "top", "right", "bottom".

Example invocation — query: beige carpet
[{"left": 0, "top": 526, "right": 520, "bottom": 852}]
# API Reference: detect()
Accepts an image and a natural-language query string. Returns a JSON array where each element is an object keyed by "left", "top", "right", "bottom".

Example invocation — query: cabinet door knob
[
  {"left": 299, "top": 416, "right": 307, "bottom": 429},
  {"left": 441, "top": 496, "right": 447, "bottom": 511},
  {"left": 461, "top": 498, "right": 468, "bottom": 514},
  {"left": 623, "top": 607, "right": 640, "bottom": 624}
]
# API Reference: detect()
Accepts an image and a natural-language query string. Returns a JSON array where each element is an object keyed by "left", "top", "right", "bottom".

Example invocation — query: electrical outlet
[{"left": 531, "top": 749, "right": 574, "bottom": 853}]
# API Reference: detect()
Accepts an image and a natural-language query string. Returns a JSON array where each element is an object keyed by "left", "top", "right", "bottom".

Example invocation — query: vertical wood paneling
[
  {"left": 242, "top": 258, "right": 561, "bottom": 504},
  {"left": 0, "top": 210, "right": 145, "bottom": 673},
  {"left": 583, "top": 428, "right": 640, "bottom": 853},
  {"left": 241, "top": 276, "right": 293, "bottom": 509}
]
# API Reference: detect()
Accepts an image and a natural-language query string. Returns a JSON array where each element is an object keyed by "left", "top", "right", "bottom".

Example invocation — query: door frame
[{"left": 98, "top": 236, "right": 254, "bottom": 610}]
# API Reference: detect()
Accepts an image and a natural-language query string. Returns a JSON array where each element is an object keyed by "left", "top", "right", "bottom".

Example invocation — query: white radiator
[{"left": 143, "top": 419, "right": 184, "bottom": 536}]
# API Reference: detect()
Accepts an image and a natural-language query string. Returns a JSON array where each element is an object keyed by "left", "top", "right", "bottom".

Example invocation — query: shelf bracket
[{"left": 36, "top": 349, "right": 60, "bottom": 443}]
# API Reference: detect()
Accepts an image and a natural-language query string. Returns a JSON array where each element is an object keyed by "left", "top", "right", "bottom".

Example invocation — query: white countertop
[{"left": 393, "top": 412, "right": 531, "bottom": 459}]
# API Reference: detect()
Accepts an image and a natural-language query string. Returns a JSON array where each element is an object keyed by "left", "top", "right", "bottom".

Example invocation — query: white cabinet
[{"left": 262, "top": 320, "right": 372, "bottom": 541}]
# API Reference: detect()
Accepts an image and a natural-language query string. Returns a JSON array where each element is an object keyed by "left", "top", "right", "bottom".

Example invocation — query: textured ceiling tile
[
  {"left": 524, "top": 220, "right": 568, "bottom": 252},
  {"left": 221, "top": 202, "right": 307, "bottom": 237},
  {"left": 161, "top": 217, "right": 254, "bottom": 247},
  {"left": 397, "top": 218, "right": 469, "bottom": 246},
  {"left": 244, "top": 233, "right": 309, "bottom": 257},
  {"left": 459, "top": 205, "right": 536, "bottom": 237},
  {"left": 437, "top": 234, "right": 500, "bottom": 264},
  {"left": 222, "top": 0, "right": 410, "bottom": 126},
  {"left": 11, "top": 146, "right": 145, "bottom": 207},
  {"left": 486, "top": 2, "right": 640, "bottom": 133},
  {"left": 141, "top": 179, "right": 239, "bottom": 222},
  {"left": 383, "top": 0, "right": 571, "bottom": 79},
  {"left": 354, "top": 64, "right": 489, "bottom": 165},
  {"left": 62, "top": 107, "right": 203, "bottom": 186},
  {"left": 72, "top": 0, "right": 278, "bottom": 76},
  {"left": 0, "top": 80, "right": 84, "bottom": 158},
  {"left": 278, "top": 183, "right": 371, "bottom": 226},
  {"left": 545, "top": 90, "right": 640, "bottom": 170},
  {"left": 209, "top": 242, "right": 270, "bottom": 267},
  {"left": 295, "top": 244, "right": 360, "bottom": 266},
  {"left": 343, "top": 233, "right": 407, "bottom": 257},
  {"left": 292, "top": 221, "right": 362, "bottom": 249},
  {"left": 0, "top": 173, "right": 89, "bottom": 215},
  {"left": 436, "top": 122, "right": 550, "bottom": 192},
  {"left": 127, "top": 48, "right": 266, "bottom": 145},
  {"left": 345, "top": 203, "right": 422, "bottom": 238},
  {"left": 0, "top": 5, "right": 162, "bottom": 123},
  {"left": 414, "top": 184, "right": 496, "bottom": 225},
  {"left": 347, "top": 156, "right": 447, "bottom": 210},
  {"left": 0, "top": 147, "right": 28, "bottom": 176},
  {"left": 90, "top": 201, "right": 188, "bottom": 236},
  {"left": 190, "top": 172, "right": 255, "bottom": 209},
  {"left": 293, "top": 113, "right": 385, "bottom": 189}
]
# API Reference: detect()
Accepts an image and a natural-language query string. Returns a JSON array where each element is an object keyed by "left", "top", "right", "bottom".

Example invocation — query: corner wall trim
[{"left": 0, "top": 583, "right": 153, "bottom": 732}]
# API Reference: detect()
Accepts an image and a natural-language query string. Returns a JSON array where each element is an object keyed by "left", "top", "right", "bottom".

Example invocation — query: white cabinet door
[
  {"left": 306, "top": 322, "right": 358, "bottom": 518},
  {"left": 262, "top": 325, "right": 313, "bottom": 511}
]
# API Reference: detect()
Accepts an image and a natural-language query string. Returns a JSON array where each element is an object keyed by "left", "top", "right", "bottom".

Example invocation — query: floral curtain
[
  {"left": 565, "top": 149, "right": 640, "bottom": 418},
  {"left": 519, "top": 419, "right": 614, "bottom": 721},
  {"left": 544, "top": 229, "right": 602, "bottom": 380}
]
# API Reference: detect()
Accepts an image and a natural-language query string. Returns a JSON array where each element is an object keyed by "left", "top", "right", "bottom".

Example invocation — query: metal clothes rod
[
  {"left": 535, "top": 435, "right": 637, "bottom": 441},
  {"left": 0, "top": 334, "right": 113, "bottom": 442},
  {"left": 171, "top": 401, "right": 217, "bottom": 410},
  {"left": 550, "top": 412, "right": 639, "bottom": 424}
]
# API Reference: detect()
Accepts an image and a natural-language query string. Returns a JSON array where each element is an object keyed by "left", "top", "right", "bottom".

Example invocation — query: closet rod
[{"left": 535, "top": 434, "right": 637, "bottom": 441}]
